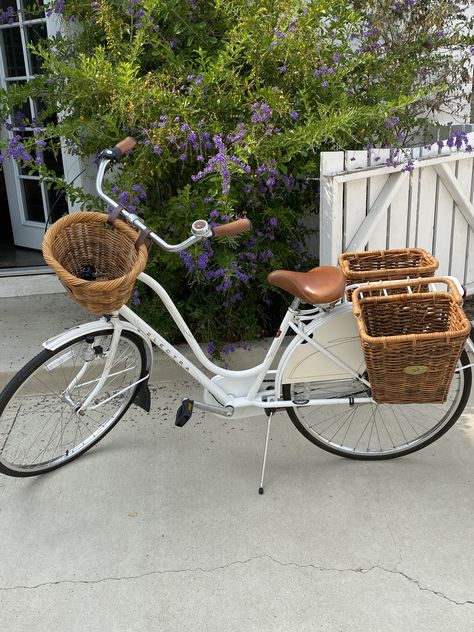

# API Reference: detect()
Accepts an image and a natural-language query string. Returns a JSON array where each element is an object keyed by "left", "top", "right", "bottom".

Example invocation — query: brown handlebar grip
[
  {"left": 114, "top": 137, "right": 136, "bottom": 155},
  {"left": 212, "top": 218, "right": 252, "bottom": 237}
]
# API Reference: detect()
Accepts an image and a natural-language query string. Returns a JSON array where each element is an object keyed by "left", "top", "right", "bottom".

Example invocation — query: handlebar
[
  {"left": 95, "top": 138, "right": 252, "bottom": 253},
  {"left": 114, "top": 136, "right": 137, "bottom": 157},
  {"left": 212, "top": 218, "right": 252, "bottom": 237}
]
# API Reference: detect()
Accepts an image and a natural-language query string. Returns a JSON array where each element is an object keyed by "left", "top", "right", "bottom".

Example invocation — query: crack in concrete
[
  {"left": 264, "top": 556, "right": 474, "bottom": 607},
  {"left": 0, "top": 554, "right": 472, "bottom": 606}
]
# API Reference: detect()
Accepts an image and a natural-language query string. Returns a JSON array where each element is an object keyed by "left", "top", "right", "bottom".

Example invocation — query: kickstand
[{"left": 258, "top": 411, "right": 273, "bottom": 495}]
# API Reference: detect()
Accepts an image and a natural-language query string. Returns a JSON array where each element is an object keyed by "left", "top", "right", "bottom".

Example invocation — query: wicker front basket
[
  {"left": 339, "top": 248, "right": 438, "bottom": 300},
  {"left": 352, "top": 277, "right": 471, "bottom": 404},
  {"left": 42, "top": 211, "right": 148, "bottom": 315}
]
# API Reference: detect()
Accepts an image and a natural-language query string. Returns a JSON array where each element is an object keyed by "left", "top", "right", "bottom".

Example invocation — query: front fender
[{"left": 43, "top": 318, "right": 154, "bottom": 375}]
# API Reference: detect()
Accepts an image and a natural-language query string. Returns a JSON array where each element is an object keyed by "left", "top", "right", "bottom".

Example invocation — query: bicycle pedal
[{"left": 175, "top": 399, "right": 194, "bottom": 427}]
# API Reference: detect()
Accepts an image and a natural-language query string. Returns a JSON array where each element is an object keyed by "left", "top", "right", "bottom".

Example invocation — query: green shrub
[{"left": 1, "top": 0, "right": 472, "bottom": 351}]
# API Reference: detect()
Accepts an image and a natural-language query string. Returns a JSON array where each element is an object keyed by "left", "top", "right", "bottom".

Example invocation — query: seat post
[{"left": 290, "top": 297, "right": 301, "bottom": 311}]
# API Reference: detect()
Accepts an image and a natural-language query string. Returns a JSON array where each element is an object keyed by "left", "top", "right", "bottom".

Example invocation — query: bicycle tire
[
  {"left": 0, "top": 329, "right": 147, "bottom": 477},
  {"left": 284, "top": 350, "right": 472, "bottom": 459}
]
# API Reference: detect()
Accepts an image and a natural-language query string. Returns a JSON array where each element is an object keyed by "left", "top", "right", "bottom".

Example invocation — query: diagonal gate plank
[
  {"left": 434, "top": 162, "right": 474, "bottom": 230},
  {"left": 345, "top": 172, "right": 404, "bottom": 253}
]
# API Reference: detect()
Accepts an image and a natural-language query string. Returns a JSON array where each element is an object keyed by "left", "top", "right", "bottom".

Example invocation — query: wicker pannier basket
[
  {"left": 339, "top": 248, "right": 438, "bottom": 300},
  {"left": 42, "top": 211, "right": 148, "bottom": 315},
  {"left": 352, "top": 277, "right": 471, "bottom": 404}
]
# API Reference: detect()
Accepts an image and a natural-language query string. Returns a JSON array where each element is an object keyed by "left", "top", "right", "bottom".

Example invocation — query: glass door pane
[
  {"left": 20, "top": 178, "right": 45, "bottom": 222},
  {"left": 2, "top": 27, "right": 26, "bottom": 76},
  {"left": 26, "top": 22, "right": 47, "bottom": 74}
]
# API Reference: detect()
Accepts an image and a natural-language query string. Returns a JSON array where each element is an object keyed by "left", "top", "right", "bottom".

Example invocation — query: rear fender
[{"left": 275, "top": 304, "right": 365, "bottom": 396}]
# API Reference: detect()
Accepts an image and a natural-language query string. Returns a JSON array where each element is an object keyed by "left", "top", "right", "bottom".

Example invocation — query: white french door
[{"left": 0, "top": 0, "right": 68, "bottom": 249}]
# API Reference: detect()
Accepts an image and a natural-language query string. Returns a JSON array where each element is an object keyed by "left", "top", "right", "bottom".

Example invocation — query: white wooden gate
[{"left": 320, "top": 129, "right": 474, "bottom": 293}]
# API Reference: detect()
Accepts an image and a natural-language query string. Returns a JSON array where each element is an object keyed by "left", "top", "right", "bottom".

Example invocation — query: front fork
[{"left": 72, "top": 316, "right": 125, "bottom": 415}]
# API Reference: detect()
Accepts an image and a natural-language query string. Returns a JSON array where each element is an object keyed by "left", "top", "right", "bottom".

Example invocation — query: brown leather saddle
[{"left": 267, "top": 266, "right": 346, "bottom": 305}]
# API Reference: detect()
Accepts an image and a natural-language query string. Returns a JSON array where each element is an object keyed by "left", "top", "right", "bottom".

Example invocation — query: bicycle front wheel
[
  {"left": 284, "top": 350, "right": 472, "bottom": 459},
  {"left": 0, "top": 329, "right": 147, "bottom": 477}
]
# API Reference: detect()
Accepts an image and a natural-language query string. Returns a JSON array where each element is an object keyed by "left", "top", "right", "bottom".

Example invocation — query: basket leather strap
[
  {"left": 107, "top": 205, "right": 150, "bottom": 250},
  {"left": 135, "top": 228, "right": 153, "bottom": 250},
  {"left": 107, "top": 205, "right": 126, "bottom": 224}
]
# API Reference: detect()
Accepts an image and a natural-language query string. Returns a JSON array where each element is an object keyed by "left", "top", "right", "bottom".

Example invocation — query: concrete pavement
[{"left": 1, "top": 289, "right": 474, "bottom": 631}]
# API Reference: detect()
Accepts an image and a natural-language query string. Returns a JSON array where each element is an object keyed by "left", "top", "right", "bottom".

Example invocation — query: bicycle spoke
[
  {"left": 286, "top": 356, "right": 469, "bottom": 458},
  {"left": 0, "top": 331, "right": 145, "bottom": 474}
]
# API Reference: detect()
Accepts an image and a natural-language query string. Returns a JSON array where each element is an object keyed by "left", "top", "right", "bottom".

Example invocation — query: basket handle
[{"left": 352, "top": 276, "right": 465, "bottom": 312}]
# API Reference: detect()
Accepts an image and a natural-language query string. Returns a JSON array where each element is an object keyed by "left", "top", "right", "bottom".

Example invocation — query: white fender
[
  {"left": 275, "top": 304, "right": 365, "bottom": 395},
  {"left": 43, "top": 318, "right": 154, "bottom": 374}
]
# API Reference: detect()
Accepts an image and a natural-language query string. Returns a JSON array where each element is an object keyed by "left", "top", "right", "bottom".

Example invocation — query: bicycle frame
[{"left": 54, "top": 270, "right": 372, "bottom": 418}]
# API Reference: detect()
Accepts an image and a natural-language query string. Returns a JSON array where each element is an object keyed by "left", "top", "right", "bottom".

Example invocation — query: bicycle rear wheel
[
  {"left": 0, "top": 329, "right": 147, "bottom": 477},
  {"left": 284, "top": 350, "right": 472, "bottom": 459}
]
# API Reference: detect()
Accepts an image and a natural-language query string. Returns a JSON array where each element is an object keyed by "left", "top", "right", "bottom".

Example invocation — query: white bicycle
[{"left": 1, "top": 140, "right": 473, "bottom": 491}]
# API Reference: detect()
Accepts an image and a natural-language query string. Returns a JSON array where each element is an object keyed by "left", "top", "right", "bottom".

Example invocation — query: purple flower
[
  {"left": 290, "top": 110, "right": 299, "bottom": 120},
  {"left": 216, "top": 278, "right": 233, "bottom": 292},
  {"left": 279, "top": 65, "right": 287, "bottom": 73},
  {"left": 401, "top": 160, "right": 415, "bottom": 173},
  {"left": 118, "top": 191, "right": 130, "bottom": 205},
  {"left": 197, "top": 252, "right": 210, "bottom": 270},
  {"left": 179, "top": 251, "right": 195, "bottom": 273},
  {"left": 313, "top": 65, "right": 333, "bottom": 78},
  {"left": 213, "top": 134, "right": 226, "bottom": 153},
  {"left": 235, "top": 270, "right": 249, "bottom": 283},
  {"left": 228, "top": 124, "right": 246, "bottom": 143},
  {"left": 46, "top": 0, "right": 65, "bottom": 16},
  {"left": 0, "top": 6, "right": 16, "bottom": 24},
  {"left": 132, "top": 184, "right": 147, "bottom": 199},
  {"left": 251, "top": 102, "right": 272, "bottom": 124},
  {"left": 132, "top": 289, "right": 141, "bottom": 306},
  {"left": 229, "top": 155, "right": 251, "bottom": 174},
  {"left": 207, "top": 342, "right": 216, "bottom": 355}
]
